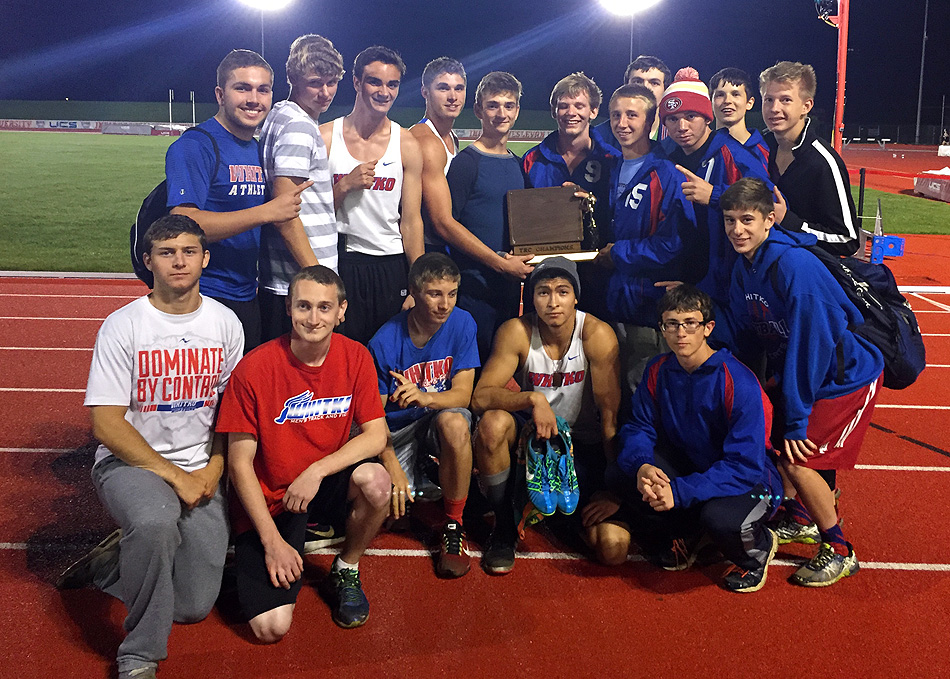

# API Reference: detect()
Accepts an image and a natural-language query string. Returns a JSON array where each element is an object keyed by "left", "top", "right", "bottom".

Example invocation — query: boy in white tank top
[
  {"left": 409, "top": 57, "right": 465, "bottom": 252},
  {"left": 471, "top": 257, "right": 624, "bottom": 573},
  {"left": 320, "top": 46, "right": 424, "bottom": 344}
]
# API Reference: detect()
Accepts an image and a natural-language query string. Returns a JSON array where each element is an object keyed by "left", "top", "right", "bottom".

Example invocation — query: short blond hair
[
  {"left": 549, "top": 72, "right": 602, "bottom": 116},
  {"left": 759, "top": 61, "right": 816, "bottom": 101},
  {"left": 286, "top": 34, "right": 344, "bottom": 85}
]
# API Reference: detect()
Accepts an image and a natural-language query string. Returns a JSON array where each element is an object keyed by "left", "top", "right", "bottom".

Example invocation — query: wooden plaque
[{"left": 507, "top": 186, "right": 584, "bottom": 255}]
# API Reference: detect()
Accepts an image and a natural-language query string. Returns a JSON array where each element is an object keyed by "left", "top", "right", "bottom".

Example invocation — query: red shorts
[{"left": 799, "top": 373, "right": 883, "bottom": 470}]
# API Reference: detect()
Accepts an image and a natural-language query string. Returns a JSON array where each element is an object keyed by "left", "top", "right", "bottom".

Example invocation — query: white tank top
[
  {"left": 518, "top": 311, "right": 599, "bottom": 443},
  {"left": 329, "top": 117, "right": 404, "bottom": 256},
  {"left": 423, "top": 118, "right": 458, "bottom": 175}
]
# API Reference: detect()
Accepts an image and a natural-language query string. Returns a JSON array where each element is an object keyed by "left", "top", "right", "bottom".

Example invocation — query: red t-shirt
[{"left": 217, "top": 334, "right": 385, "bottom": 534}]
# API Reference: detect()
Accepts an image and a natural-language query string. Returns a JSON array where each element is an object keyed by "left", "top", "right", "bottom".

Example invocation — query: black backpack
[
  {"left": 131, "top": 127, "right": 220, "bottom": 288},
  {"left": 770, "top": 245, "right": 925, "bottom": 390}
]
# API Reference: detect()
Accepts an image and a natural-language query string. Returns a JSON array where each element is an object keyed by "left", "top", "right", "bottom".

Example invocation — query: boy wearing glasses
[{"left": 614, "top": 284, "right": 782, "bottom": 592}]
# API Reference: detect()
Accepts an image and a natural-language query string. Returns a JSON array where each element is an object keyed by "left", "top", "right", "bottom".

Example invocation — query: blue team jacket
[
  {"left": 522, "top": 131, "right": 618, "bottom": 238},
  {"left": 606, "top": 153, "right": 698, "bottom": 327},
  {"left": 618, "top": 350, "right": 782, "bottom": 508},
  {"left": 729, "top": 227, "right": 884, "bottom": 440}
]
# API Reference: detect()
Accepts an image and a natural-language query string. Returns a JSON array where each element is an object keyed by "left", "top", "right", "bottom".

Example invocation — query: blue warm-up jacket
[
  {"left": 606, "top": 153, "right": 698, "bottom": 328},
  {"left": 617, "top": 350, "right": 782, "bottom": 508},
  {"left": 729, "top": 227, "right": 884, "bottom": 440}
]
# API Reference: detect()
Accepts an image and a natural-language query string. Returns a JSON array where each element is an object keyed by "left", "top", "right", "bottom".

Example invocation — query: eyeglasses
[{"left": 659, "top": 319, "right": 707, "bottom": 334}]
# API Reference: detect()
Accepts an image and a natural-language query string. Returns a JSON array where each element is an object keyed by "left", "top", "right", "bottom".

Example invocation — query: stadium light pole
[
  {"left": 914, "top": 0, "right": 929, "bottom": 145},
  {"left": 238, "top": 0, "right": 293, "bottom": 59},
  {"left": 599, "top": 0, "right": 663, "bottom": 64}
]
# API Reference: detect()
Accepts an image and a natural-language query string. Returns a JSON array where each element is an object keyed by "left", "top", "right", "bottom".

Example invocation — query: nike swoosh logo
[
  {"left": 525, "top": 470, "right": 535, "bottom": 481},
  {"left": 381, "top": 161, "right": 395, "bottom": 166},
  {"left": 566, "top": 355, "right": 578, "bottom": 361}
]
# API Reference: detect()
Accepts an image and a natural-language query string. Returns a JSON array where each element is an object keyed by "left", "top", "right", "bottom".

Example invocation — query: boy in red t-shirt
[{"left": 218, "top": 265, "right": 390, "bottom": 639}]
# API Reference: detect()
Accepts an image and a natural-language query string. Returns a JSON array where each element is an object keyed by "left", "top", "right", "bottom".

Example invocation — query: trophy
[{"left": 507, "top": 186, "right": 600, "bottom": 263}]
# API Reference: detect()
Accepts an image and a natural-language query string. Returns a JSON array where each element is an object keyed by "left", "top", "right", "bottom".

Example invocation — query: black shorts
[
  {"left": 233, "top": 462, "right": 362, "bottom": 621},
  {"left": 337, "top": 248, "right": 408, "bottom": 345},
  {"left": 258, "top": 289, "right": 291, "bottom": 344},
  {"left": 210, "top": 295, "right": 261, "bottom": 355}
]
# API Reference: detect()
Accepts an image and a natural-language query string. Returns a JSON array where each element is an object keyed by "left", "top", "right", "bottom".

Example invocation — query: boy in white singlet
[
  {"left": 470, "top": 257, "right": 622, "bottom": 573},
  {"left": 320, "top": 45, "right": 424, "bottom": 344},
  {"left": 409, "top": 57, "right": 466, "bottom": 253}
]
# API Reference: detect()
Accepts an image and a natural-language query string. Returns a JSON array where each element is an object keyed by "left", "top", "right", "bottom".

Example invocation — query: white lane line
[
  {"left": 0, "top": 293, "right": 137, "bottom": 299},
  {"left": 0, "top": 347, "right": 91, "bottom": 352},
  {"left": 856, "top": 465, "right": 950, "bottom": 472},
  {"left": 922, "top": 333, "right": 950, "bottom": 337},
  {"left": 875, "top": 404, "right": 950, "bottom": 410},
  {"left": 0, "top": 388, "right": 84, "bottom": 393},
  {"left": 926, "top": 364, "right": 950, "bottom": 368},
  {"left": 899, "top": 287, "right": 950, "bottom": 294},
  {"left": 0, "top": 316, "right": 105, "bottom": 321},
  {"left": 911, "top": 293, "right": 950, "bottom": 312},
  {"left": 9, "top": 542, "right": 946, "bottom": 571},
  {"left": 0, "top": 448, "right": 78, "bottom": 453}
]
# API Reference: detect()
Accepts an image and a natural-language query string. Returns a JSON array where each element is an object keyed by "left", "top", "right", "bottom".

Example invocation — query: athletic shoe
[
  {"left": 321, "top": 567, "right": 370, "bottom": 628},
  {"left": 482, "top": 529, "right": 516, "bottom": 575},
  {"left": 789, "top": 542, "right": 860, "bottom": 587},
  {"left": 551, "top": 430, "right": 579, "bottom": 515},
  {"left": 524, "top": 437, "right": 557, "bottom": 516},
  {"left": 436, "top": 522, "right": 470, "bottom": 579},
  {"left": 722, "top": 529, "right": 778, "bottom": 593},
  {"left": 303, "top": 523, "right": 345, "bottom": 554},
  {"left": 774, "top": 515, "right": 820, "bottom": 545},
  {"left": 644, "top": 536, "right": 699, "bottom": 572},
  {"left": 118, "top": 667, "right": 157, "bottom": 679},
  {"left": 55, "top": 528, "right": 121, "bottom": 590}
]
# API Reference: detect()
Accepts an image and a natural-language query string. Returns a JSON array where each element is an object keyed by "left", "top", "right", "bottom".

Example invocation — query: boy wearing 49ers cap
[{"left": 657, "top": 68, "right": 772, "bottom": 349}]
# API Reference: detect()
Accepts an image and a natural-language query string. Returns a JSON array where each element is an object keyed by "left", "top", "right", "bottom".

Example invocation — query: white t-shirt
[{"left": 85, "top": 296, "right": 245, "bottom": 472}]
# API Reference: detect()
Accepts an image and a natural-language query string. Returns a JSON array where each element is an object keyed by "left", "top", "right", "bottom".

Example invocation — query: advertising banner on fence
[{"left": 0, "top": 119, "right": 103, "bottom": 132}]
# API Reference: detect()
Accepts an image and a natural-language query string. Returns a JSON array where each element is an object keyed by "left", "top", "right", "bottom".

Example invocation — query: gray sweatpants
[{"left": 92, "top": 456, "right": 229, "bottom": 674}]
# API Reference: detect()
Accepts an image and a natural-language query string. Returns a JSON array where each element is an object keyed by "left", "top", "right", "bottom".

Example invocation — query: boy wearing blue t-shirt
[
  {"left": 369, "top": 253, "right": 480, "bottom": 578},
  {"left": 166, "top": 50, "right": 311, "bottom": 353}
]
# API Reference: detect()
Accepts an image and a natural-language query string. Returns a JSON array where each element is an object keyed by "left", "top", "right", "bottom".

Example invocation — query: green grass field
[{"left": 1, "top": 131, "right": 948, "bottom": 272}]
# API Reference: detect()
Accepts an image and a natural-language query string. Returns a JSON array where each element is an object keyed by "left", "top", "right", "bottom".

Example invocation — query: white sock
[{"left": 333, "top": 556, "right": 359, "bottom": 572}]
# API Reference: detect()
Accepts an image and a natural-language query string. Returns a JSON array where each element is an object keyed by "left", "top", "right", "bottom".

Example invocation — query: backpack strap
[{"left": 181, "top": 126, "right": 221, "bottom": 181}]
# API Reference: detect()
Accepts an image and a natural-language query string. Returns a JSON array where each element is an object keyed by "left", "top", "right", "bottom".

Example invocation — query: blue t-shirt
[
  {"left": 616, "top": 156, "right": 647, "bottom": 201},
  {"left": 165, "top": 117, "right": 267, "bottom": 302},
  {"left": 368, "top": 307, "right": 480, "bottom": 431},
  {"left": 446, "top": 145, "right": 526, "bottom": 283}
]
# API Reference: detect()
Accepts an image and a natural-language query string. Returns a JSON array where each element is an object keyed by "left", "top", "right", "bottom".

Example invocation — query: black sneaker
[
  {"left": 722, "top": 529, "right": 778, "bottom": 593},
  {"left": 644, "top": 536, "right": 699, "bottom": 572},
  {"left": 321, "top": 567, "right": 369, "bottom": 628},
  {"left": 436, "top": 522, "right": 470, "bottom": 578},
  {"left": 56, "top": 529, "right": 121, "bottom": 590},
  {"left": 303, "top": 523, "right": 345, "bottom": 554},
  {"left": 482, "top": 529, "right": 516, "bottom": 575}
]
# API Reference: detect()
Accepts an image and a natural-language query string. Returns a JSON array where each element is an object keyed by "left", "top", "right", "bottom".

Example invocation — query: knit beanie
[{"left": 658, "top": 67, "right": 713, "bottom": 123}]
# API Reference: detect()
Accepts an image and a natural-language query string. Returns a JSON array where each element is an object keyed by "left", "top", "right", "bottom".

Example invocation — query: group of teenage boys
[{"left": 56, "top": 36, "right": 882, "bottom": 679}]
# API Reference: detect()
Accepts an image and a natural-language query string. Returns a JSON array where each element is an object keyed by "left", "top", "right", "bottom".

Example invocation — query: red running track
[{"left": 1, "top": 273, "right": 949, "bottom": 679}]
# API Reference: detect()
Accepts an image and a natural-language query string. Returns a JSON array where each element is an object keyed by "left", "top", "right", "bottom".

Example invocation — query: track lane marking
[
  {"left": 911, "top": 293, "right": 950, "bottom": 312},
  {"left": 0, "top": 387, "right": 84, "bottom": 393},
  {"left": 6, "top": 542, "right": 947, "bottom": 571},
  {"left": 0, "top": 316, "right": 105, "bottom": 321},
  {"left": 0, "top": 293, "right": 138, "bottom": 299}
]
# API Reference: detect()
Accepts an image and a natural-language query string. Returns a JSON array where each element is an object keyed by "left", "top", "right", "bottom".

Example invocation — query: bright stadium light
[
  {"left": 238, "top": 0, "right": 294, "bottom": 58},
  {"left": 600, "top": 0, "right": 663, "bottom": 63}
]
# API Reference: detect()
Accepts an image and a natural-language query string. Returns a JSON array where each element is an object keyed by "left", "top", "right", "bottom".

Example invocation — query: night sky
[{"left": 1, "top": 0, "right": 946, "bottom": 128}]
